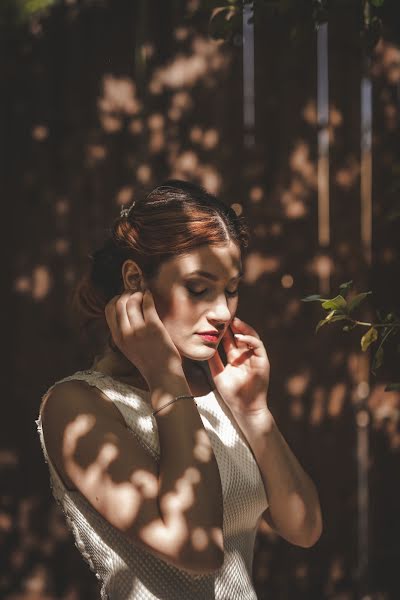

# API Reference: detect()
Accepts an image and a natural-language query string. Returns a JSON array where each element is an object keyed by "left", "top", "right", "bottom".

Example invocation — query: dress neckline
[{"left": 81, "top": 369, "right": 216, "bottom": 401}]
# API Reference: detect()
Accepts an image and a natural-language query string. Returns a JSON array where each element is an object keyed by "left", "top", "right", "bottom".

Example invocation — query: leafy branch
[
  {"left": 199, "top": 0, "right": 385, "bottom": 52},
  {"left": 302, "top": 280, "right": 400, "bottom": 392}
]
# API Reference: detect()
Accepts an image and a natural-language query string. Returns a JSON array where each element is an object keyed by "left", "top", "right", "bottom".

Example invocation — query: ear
[{"left": 121, "top": 259, "right": 144, "bottom": 292}]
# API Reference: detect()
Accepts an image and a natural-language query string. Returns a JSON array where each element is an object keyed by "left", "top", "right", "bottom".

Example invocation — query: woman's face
[{"left": 148, "top": 241, "right": 242, "bottom": 361}]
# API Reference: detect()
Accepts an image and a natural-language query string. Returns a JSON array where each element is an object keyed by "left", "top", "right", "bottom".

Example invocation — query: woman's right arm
[{"left": 41, "top": 370, "right": 224, "bottom": 576}]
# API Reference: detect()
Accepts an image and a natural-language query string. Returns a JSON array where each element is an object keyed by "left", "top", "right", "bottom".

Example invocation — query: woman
[{"left": 36, "top": 180, "right": 322, "bottom": 599}]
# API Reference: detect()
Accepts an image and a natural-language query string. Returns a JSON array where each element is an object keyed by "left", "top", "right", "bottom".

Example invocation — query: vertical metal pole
[
  {"left": 317, "top": 22, "right": 330, "bottom": 250},
  {"left": 243, "top": 1, "right": 255, "bottom": 149},
  {"left": 317, "top": 20, "right": 330, "bottom": 296},
  {"left": 361, "top": 71, "right": 372, "bottom": 265},
  {"left": 356, "top": 4, "right": 373, "bottom": 597}
]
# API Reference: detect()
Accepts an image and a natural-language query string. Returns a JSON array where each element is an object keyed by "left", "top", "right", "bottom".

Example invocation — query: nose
[{"left": 207, "top": 294, "right": 232, "bottom": 327}]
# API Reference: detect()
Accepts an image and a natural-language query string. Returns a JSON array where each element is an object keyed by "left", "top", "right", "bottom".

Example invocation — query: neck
[{"left": 91, "top": 344, "right": 209, "bottom": 391}]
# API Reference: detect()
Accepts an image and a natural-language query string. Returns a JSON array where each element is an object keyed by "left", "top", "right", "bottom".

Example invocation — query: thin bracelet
[{"left": 152, "top": 395, "right": 196, "bottom": 416}]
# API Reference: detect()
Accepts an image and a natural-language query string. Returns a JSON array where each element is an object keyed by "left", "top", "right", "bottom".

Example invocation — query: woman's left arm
[
  {"left": 234, "top": 407, "right": 323, "bottom": 548},
  {"left": 208, "top": 316, "right": 323, "bottom": 548}
]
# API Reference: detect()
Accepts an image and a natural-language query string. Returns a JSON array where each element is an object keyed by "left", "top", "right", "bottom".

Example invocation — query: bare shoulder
[{"left": 40, "top": 378, "right": 127, "bottom": 490}]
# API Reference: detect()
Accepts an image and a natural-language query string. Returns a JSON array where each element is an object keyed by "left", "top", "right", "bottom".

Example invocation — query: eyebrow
[{"left": 187, "top": 269, "right": 243, "bottom": 281}]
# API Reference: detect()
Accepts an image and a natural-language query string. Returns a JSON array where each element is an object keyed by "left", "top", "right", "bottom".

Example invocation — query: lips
[{"left": 198, "top": 332, "right": 220, "bottom": 343}]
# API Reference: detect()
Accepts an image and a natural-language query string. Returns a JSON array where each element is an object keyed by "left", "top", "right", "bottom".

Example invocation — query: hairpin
[{"left": 120, "top": 201, "right": 135, "bottom": 219}]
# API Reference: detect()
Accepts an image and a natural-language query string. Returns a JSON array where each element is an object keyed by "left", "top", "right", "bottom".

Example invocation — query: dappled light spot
[
  {"left": 286, "top": 372, "right": 310, "bottom": 396},
  {"left": 283, "top": 298, "right": 301, "bottom": 322},
  {"left": 302, "top": 99, "right": 317, "bottom": 125},
  {"left": 231, "top": 203, "right": 242, "bottom": 216},
  {"left": 289, "top": 398, "right": 304, "bottom": 420},
  {"left": 328, "top": 556, "right": 345, "bottom": 584},
  {"left": 373, "top": 39, "right": 400, "bottom": 84},
  {"left": 23, "top": 563, "right": 48, "bottom": 594},
  {"left": 32, "top": 124, "right": 48, "bottom": 141},
  {"left": 244, "top": 252, "right": 280, "bottom": 284},
  {"left": 131, "top": 469, "right": 158, "bottom": 499},
  {"left": 54, "top": 238, "right": 69, "bottom": 255},
  {"left": 281, "top": 186, "right": 308, "bottom": 219},
  {"left": 136, "top": 164, "right": 152, "bottom": 184},
  {"left": 289, "top": 141, "right": 317, "bottom": 188},
  {"left": 98, "top": 75, "right": 141, "bottom": 116},
  {"left": 368, "top": 385, "right": 400, "bottom": 426},
  {"left": 249, "top": 185, "right": 263, "bottom": 203},
  {"left": 203, "top": 128, "right": 219, "bottom": 149},
  {"left": 191, "top": 527, "right": 208, "bottom": 551},
  {"left": 310, "top": 387, "right": 325, "bottom": 426},
  {"left": 281, "top": 274, "right": 293, "bottom": 288},
  {"left": 62, "top": 414, "right": 96, "bottom": 457},
  {"left": 148, "top": 113, "right": 165, "bottom": 130},
  {"left": 294, "top": 562, "right": 308, "bottom": 581},
  {"left": 129, "top": 119, "right": 143, "bottom": 135},
  {"left": 176, "top": 150, "right": 199, "bottom": 174},
  {"left": 254, "top": 224, "right": 268, "bottom": 237},
  {"left": 270, "top": 222, "right": 282, "bottom": 237},
  {"left": 171, "top": 90, "right": 193, "bottom": 112},
  {"left": 116, "top": 185, "right": 134, "bottom": 207},
  {"left": 101, "top": 114, "right": 122, "bottom": 132},
  {"left": 0, "top": 449, "right": 18, "bottom": 467},
  {"left": 149, "top": 130, "right": 165, "bottom": 153},
  {"left": 32, "top": 265, "right": 52, "bottom": 300},
  {"left": 197, "top": 165, "right": 221, "bottom": 193},
  {"left": 327, "top": 384, "right": 346, "bottom": 418},
  {"left": 149, "top": 34, "right": 230, "bottom": 93},
  {"left": 335, "top": 158, "right": 360, "bottom": 190},
  {"left": 174, "top": 26, "right": 190, "bottom": 42},
  {"left": 190, "top": 125, "right": 203, "bottom": 143},
  {"left": 381, "top": 247, "right": 397, "bottom": 263},
  {"left": 0, "top": 512, "right": 12, "bottom": 532},
  {"left": 55, "top": 198, "right": 69, "bottom": 216},
  {"left": 193, "top": 429, "right": 213, "bottom": 463},
  {"left": 168, "top": 107, "right": 183, "bottom": 121},
  {"left": 86, "top": 143, "right": 107, "bottom": 165},
  {"left": 14, "top": 275, "right": 31, "bottom": 294},
  {"left": 308, "top": 254, "right": 333, "bottom": 280}
]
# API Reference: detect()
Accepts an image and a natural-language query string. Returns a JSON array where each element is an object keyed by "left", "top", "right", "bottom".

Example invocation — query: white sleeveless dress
[{"left": 36, "top": 369, "right": 268, "bottom": 599}]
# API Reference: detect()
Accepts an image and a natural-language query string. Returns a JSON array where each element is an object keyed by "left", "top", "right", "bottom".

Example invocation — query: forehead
[{"left": 160, "top": 241, "right": 242, "bottom": 279}]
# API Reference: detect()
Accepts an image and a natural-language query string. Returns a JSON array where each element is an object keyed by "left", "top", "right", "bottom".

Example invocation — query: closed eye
[{"left": 186, "top": 286, "right": 239, "bottom": 298}]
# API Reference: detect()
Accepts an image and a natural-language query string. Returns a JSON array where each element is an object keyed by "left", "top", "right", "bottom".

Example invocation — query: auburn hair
[{"left": 70, "top": 179, "right": 249, "bottom": 345}]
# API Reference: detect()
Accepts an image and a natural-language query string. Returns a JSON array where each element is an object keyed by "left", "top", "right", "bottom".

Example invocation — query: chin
[{"left": 179, "top": 344, "right": 218, "bottom": 361}]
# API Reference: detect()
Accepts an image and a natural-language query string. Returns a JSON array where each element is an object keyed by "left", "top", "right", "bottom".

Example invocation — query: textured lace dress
[{"left": 36, "top": 369, "right": 268, "bottom": 599}]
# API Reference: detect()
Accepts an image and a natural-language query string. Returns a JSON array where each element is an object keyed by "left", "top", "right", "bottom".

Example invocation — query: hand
[
  {"left": 105, "top": 289, "right": 183, "bottom": 386},
  {"left": 208, "top": 317, "right": 270, "bottom": 417}
]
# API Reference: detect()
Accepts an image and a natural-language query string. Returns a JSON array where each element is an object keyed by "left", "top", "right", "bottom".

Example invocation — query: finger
[
  {"left": 141, "top": 289, "right": 162, "bottom": 326},
  {"left": 221, "top": 326, "right": 240, "bottom": 363},
  {"left": 115, "top": 291, "right": 137, "bottom": 333},
  {"left": 125, "top": 291, "right": 146, "bottom": 330},
  {"left": 233, "top": 333, "right": 265, "bottom": 357},
  {"left": 208, "top": 349, "right": 224, "bottom": 380},
  {"left": 231, "top": 317, "right": 260, "bottom": 339}
]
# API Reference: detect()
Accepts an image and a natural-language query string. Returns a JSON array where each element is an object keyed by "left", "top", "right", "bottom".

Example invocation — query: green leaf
[
  {"left": 385, "top": 383, "right": 400, "bottom": 392},
  {"left": 370, "top": 0, "right": 384, "bottom": 7},
  {"left": 321, "top": 295, "right": 347, "bottom": 311},
  {"left": 339, "top": 280, "right": 353, "bottom": 295},
  {"left": 361, "top": 327, "right": 378, "bottom": 351},
  {"left": 315, "top": 310, "right": 346, "bottom": 332},
  {"left": 372, "top": 346, "right": 384, "bottom": 374},
  {"left": 348, "top": 291, "right": 372, "bottom": 313},
  {"left": 301, "top": 294, "right": 326, "bottom": 302},
  {"left": 208, "top": 6, "right": 239, "bottom": 41}
]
